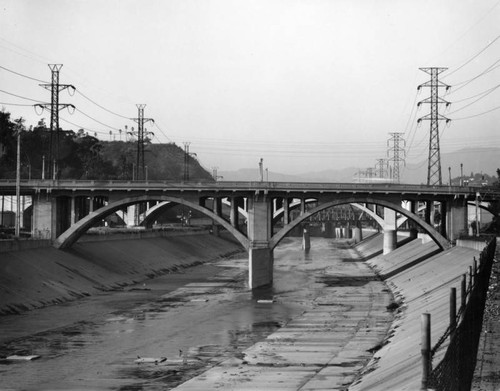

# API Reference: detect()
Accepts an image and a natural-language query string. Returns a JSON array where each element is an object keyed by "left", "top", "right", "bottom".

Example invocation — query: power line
[
  {"left": 75, "top": 90, "right": 130, "bottom": 119},
  {"left": 451, "top": 104, "right": 500, "bottom": 120},
  {"left": 0, "top": 88, "right": 44, "bottom": 102},
  {"left": 0, "top": 64, "right": 48, "bottom": 83},
  {"left": 444, "top": 33, "right": 500, "bottom": 79},
  {"left": 0, "top": 102, "right": 36, "bottom": 107},
  {"left": 75, "top": 108, "right": 121, "bottom": 131},
  {"left": 448, "top": 84, "right": 500, "bottom": 115},
  {"left": 449, "top": 59, "right": 500, "bottom": 92}
]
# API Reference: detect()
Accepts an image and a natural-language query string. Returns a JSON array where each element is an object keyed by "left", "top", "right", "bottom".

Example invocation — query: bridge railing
[{"left": 0, "top": 179, "right": 497, "bottom": 198}]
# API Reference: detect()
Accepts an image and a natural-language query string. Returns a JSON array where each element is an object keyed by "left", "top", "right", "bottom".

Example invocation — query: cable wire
[
  {"left": 75, "top": 90, "right": 130, "bottom": 120},
  {"left": 0, "top": 88, "right": 44, "bottom": 102},
  {"left": 452, "top": 104, "right": 500, "bottom": 120},
  {"left": 0, "top": 64, "right": 48, "bottom": 83},
  {"left": 75, "top": 108, "right": 121, "bottom": 131},
  {"left": 444, "top": 34, "right": 500, "bottom": 79}
]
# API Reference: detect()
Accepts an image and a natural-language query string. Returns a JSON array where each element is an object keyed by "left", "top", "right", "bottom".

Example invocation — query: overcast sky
[{"left": 1, "top": 0, "right": 499, "bottom": 176}]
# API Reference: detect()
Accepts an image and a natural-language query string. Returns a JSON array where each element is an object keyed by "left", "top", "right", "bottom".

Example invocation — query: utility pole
[
  {"left": 15, "top": 118, "right": 24, "bottom": 238},
  {"left": 38, "top": 64, "right": 75, "bottom": 180},
  {"left": 417, "top": 67, "right": 451, "bottom": 186},
  {"left": 387, "top": 132, "right": 406, "bottom": 183},
  {"left": 183, "top": 142, "right": 191, "bottom": 181},
  {"left": 131, "top": 104, "right": 154, "bottom": 180}
]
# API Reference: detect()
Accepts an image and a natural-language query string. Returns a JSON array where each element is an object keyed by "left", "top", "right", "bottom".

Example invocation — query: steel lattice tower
[
  {"left": 375, "top": 158, "right": 388, "bottom": 179},
  {"left": 417, "top": 68, "right": 451, "bottom": 186},
  {"left": 39, "top": 64, "right": 74, "bottom": 179},
  {"left": 131, "top": 104, "right": 154, "bottom": 180},
  {"left": 387, "top": 132, "right": 406, "bottom": 183}
]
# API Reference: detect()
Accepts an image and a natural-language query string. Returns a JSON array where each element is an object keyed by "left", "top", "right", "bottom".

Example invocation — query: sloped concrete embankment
[
  {"left": 349, "top": 236, "right": 482, "bottom": 391},
  {"left": 0, "top": 233, "right": 243, "bottom": 315}
]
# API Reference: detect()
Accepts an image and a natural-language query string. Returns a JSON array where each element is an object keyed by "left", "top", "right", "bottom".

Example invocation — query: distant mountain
[
  {"left": 401, "top": 147, "right": 500, "bottom": 184},
  {"left": 220, "top": 147, "right": 500, "bottom": 184},
  {"left": 219, "top": 167, "right": 361, "bottom": 183}
]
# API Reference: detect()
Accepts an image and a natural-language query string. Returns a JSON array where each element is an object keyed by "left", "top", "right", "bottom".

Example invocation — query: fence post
[
  {"left": 450, "top": 287, "right": 457, "bottom": 337},
  {"left": 421, "top": 313, "right": 431, "bottom": 390},
  {"left": 461, "top": 274, "right": 467, "bottom": 313},
  {"left": 469, "top": 265, "right": 473, "bottom": 289}
]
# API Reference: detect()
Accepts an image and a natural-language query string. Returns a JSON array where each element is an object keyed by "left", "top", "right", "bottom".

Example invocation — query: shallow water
[{"left": 0, "top": 237, "right": 358, "bottom": 390}]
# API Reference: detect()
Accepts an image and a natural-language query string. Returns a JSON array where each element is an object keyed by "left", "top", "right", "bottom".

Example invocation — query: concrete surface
[
  {"left": 173, "top": 239, "right": 394, "bottom": 391},
  {"left": 350, "top": 240, "right": 481, "bottom": 391}
]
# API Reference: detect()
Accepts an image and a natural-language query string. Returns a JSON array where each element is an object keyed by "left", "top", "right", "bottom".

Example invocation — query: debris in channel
[
  {"left": 6, "top": 355, "right": 41, "bottom": 361},
  {"left": 134, "top": 356, "right": 167, "bottom": 365}
]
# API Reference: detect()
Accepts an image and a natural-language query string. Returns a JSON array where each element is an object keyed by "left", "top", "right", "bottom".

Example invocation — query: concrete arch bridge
[{"left": 2, "top": 179, "right": 499, "bottom": 289}]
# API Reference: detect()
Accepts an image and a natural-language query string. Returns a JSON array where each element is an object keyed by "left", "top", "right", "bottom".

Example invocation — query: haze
[{"left": 1, "top": 0, "right": 499, "bottom": 176}]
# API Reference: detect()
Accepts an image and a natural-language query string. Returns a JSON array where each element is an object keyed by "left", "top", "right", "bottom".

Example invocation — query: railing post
[
  {"left": 450, "top": 288, "right": 457, "bottom": 337},
  {"left": 421, "top": 313, "right": 431, "bottom": 390},
  {"left": 469, "top": 265, "right": 473, "bottom": 290}
]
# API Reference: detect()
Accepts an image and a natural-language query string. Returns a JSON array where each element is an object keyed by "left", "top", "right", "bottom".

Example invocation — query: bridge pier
[
  {"left": 32, "top": 195, "right": 56, "bottom": 240},
  {"left": 446, "top": 198, "right": 468, "bottom": 242},
  {"left": 302, "top": 227, "right": 311, "bottom": 250},
  {"left": 247, "top": 193, "right": 273, "bottom": 288},
  {"left": 383, "top": 208, "right": 397, "bottom": 254}
]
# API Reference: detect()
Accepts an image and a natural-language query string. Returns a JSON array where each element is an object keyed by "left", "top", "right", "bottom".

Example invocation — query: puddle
[{"left": 317, "top": 275, "right": 379, "bottom": 287}]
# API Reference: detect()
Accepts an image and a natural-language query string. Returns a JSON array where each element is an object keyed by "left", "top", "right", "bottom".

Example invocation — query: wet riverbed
[{"left": 0, "top": 237, "right": 386, "bottom": 390}]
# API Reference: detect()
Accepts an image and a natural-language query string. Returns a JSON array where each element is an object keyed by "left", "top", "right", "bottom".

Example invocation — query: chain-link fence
[{"left": 427, "top": 238, "right": 496, "bottom": 391}]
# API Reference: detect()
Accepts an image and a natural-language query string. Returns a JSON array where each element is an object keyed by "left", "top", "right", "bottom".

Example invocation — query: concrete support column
[
  {"left": 70, "top": 196, "right": 76, "bottom": 225},
  {"left": 300, "top": 198, "right": 306, "bottom": 215},
  {"left": 283, "top": 197, "right": 290, "bottom": 225},
  {"left": 439, "top": 201, "right": 447, "bottom": 238},
  {"left": 230, "top": 197, "right": 239, "bottom": 228},
  {"left": 247, "top": 194, "right": 273, "bottom": 289},
  {"left": 126, "top": 205, "right": 137, "bottom": 227},
  {"left": 248, "top": 247, "right": 273, "bottom": 289},
  {"left": 353, "top": 226, "right": 363, "bottom": 243},
  {"left": 302, "top": 227, "right": 311, "bottom": 250},
  {"left": 32, "top": 194, "right": 56, "bottom": 240},
  {"left": 345, "top": 221, "right": 352, "bottom": 239},
  {"left": 383, "top": 208, "right": 397, "bottom": 254},
  {"left": 446, "top": 198, "right": 468, "bottom": 242},
  {"left": 89, "top": 196, "right": 94, "bottom": 213},
  {"left": 425, "top": 201, "right": 432, "bottom": 225},
  {"left": 212, "top": 197, "right": 222, "bottom": 236},
  {"left": 383, "top": 230, "right": 397, "bottom": 254}
]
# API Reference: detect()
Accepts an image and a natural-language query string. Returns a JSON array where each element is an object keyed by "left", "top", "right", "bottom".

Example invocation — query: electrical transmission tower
[
  {"left": 38, "top": 64, "right": 75, "bottom": 179},
  {"left": 131, "top": 104, "right": 154, "bottom": 180},
  {"left": 375, "top": 158, "right": 388, "bottom": 179},
  {"left": 387, "top": 132, "right": 406, "bottom": 183},
  {"left": 417, "top": 67, "right": 451, "bottom": 186},
  {"left": 183, "top": 142, "right": 197, "bottom": 181}
]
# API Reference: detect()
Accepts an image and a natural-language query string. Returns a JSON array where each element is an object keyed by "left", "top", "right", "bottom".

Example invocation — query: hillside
[
  {"left": 100, "top": 141, "right": 214, "bottom": 181},
  {"left": 0, "top": 111, "right": 213, "bottom": 181}
]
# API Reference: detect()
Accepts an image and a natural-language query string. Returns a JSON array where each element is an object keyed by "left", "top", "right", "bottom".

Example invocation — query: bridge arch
[
  {"left": 54, "top": 195, "right": 250, "bottom": 250},
  {"left": 269, "top": 196, "right": 449, "bottom": 250}
]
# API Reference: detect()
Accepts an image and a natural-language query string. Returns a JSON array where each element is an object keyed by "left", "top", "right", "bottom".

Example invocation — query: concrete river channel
[{"left": 0, "top": 237, "right": 394, "bottom": 390}]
